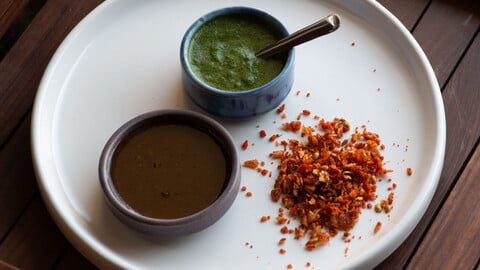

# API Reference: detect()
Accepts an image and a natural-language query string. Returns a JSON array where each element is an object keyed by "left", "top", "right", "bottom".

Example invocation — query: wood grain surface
[
  {"left": 0, "top": 0, "right": 28, "bottom": 39},
  {"left": 0, "top": 0, "right": 479, "bottom": 269}
]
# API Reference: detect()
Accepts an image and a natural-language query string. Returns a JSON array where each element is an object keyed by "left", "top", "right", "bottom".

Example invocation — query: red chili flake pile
[{"left": 269, "top": 118, "right": 391, "bottom": 250}]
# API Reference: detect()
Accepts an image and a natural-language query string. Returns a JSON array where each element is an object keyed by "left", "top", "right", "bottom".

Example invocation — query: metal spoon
[{"left": 255, "top": 14, "right": 340, "bottom": 58}]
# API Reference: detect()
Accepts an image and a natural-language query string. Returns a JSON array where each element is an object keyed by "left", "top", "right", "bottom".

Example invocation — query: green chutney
[{"left": 188, "top": 14, "right": 288, "bottom": 92}]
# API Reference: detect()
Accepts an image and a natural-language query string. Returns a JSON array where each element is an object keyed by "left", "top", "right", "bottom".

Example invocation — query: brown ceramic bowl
[{"left": 98, "top": 109, "right": 240, "bottom": 237}]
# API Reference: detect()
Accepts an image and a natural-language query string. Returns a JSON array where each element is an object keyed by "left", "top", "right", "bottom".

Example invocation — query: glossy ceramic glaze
[
  {"left": 98, "top": 109, "right": 240, "bottom": 237},
  {"left": 180, "top": 6, "right": 295, "bottom": 119}
]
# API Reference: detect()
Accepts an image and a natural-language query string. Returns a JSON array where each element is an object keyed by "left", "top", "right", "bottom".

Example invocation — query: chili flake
[
  {"left": 287, "top": 264, "right": 293, "bottom": 269},
  {"left": 282, "top": 121, "right": 302, "bottom": 132},
  {"left": 269, "top": 134, "right": 281, "bottom": 142},
  {"left": 407, "top": 167, "right": 413, "bottom": 176},
  {"left": 242, "top": 140, "right": 249, "bottom": 150},
  {"left": 277, "top": 104, "right": 286, "bottom": 113},
  {"left": 243, "top": 159, "right": 259, "bottom": 169},
  {"left": 388, "top": 192, "right": 394, "bottom": 204},
  {"left": 246, "top": 192, "right": 253, "bottom": 197},
  {"left": 279, "top": 248, "right": 287, "bottom": 254},
  {"left": 241, "top": 186, "right": 247, "bottom": 192},
  {"left": 373, "top": 221, "right": 382, "bottom": 233},
  {"left": 276, "top": 216, "right": 289, "bottom": 224}
]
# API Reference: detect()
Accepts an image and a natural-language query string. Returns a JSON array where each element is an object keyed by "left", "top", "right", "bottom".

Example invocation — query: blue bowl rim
[
  {"left": 180, "top": 6, "right": 295, "bottom": 97},
  {"left": 98, "top": 109, "right": 240, "bottom": 227}
]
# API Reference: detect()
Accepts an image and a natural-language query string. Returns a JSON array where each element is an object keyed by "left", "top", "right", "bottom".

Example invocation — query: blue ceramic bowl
[
  {"left": 180, "top": 7, "right": 294, "bottom": 119},
  {"left": 98, "top": 109, "right": 240, "bottom": 237}
]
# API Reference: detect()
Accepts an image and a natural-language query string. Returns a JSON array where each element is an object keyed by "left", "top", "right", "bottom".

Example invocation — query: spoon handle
[{"left": 255, "top": 14, "right": 340, "bottom": 58}]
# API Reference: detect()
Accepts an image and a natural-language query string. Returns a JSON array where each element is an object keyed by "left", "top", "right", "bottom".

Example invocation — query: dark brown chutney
[{"left": 111, "top": 124, "right": 227, "bottom": 219}]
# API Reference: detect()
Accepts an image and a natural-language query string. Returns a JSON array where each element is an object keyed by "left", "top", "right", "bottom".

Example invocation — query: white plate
[{"left": 31, "top": 0, "right": 446, "bottom": 269}]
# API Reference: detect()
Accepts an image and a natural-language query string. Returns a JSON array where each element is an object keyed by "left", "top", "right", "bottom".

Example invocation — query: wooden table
[{"left": 0, "top": 0, "right": 478, "bottom": 269}]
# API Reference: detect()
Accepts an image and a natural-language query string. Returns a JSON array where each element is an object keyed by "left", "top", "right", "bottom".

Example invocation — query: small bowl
[
  {"left": 98, "top": 109, "right": 240, "bottom": 237},
  {"left": 180, "top": 6, "right": 295, "bottom": 119}
]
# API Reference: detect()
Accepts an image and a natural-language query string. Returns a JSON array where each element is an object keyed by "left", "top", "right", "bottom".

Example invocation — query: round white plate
[{"left": 31, "top": 0, "right": 446, "bottom": 269}]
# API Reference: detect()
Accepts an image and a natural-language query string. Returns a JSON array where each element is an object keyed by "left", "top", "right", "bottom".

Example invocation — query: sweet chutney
[{"left": 111, "top": 124, "right": 227, "bottom": 219}]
